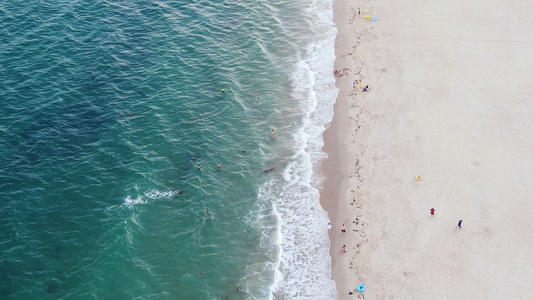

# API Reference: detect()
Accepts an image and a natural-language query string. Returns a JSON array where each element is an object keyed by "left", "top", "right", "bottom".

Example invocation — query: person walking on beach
[
  {"left": 430, "top": 208, "right": 435, "bottom": 216},
  {"left": 458, "top": 220, "right": 463, "bottom": 229},
  {"left": 327, "top": 222, "right": 332, "bottom": 233},
  {"left": 341, "top": 224, "right": 346, "bottom": 234},
  {"left": 342, "top": 245, "right": 347, "bottom": 253}
]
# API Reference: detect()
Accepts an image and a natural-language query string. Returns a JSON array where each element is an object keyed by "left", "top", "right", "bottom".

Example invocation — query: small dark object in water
[
  {"left": 242, "top": 150, "right": 246, "bottom": 153},
  {"left": 178, "top": 190, "right": 184, "bottom": 195},
  {"left": 47, "top": 283, "right": 57, "bottom": 294},
  {"left": 263, "top": 168, "right": 274, "bottom": 173}
]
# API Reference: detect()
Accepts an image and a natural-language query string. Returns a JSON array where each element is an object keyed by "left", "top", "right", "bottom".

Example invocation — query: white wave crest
[{"left": 268, "top": 0, "right": 339, "bottom": 297}]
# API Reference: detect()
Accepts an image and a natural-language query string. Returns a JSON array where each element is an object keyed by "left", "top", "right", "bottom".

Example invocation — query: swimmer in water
[
  {"left": 197, "top": 164, "right": 202, "bottom": 169},
  {"left": 271, "top": 129, "right": 275, "bottom": 138},
  {"left": 217, "top": 162, "right": 221, "bottom": 169},
  {"left": 264, "top": 167, "right": 274, "bottom": 173}
]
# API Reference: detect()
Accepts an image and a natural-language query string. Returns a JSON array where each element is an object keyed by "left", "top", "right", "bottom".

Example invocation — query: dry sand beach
[{"left": 322, "top": 0, "right": 533, "bottom": 299}]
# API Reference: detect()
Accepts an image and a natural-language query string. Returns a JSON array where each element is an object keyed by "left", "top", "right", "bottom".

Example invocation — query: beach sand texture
[{"left": 323, "top": 0, "right": 533, "bottom": 299}]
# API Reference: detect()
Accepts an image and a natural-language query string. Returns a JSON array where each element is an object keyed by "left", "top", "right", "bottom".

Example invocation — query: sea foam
[{"left": 266, "top": 0, "right": 339, "bottom": 298}]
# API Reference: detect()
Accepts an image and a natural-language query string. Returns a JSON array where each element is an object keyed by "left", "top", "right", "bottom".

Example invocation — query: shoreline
[
  {"left": 323, "top": 0, "right": 533, "bottom": 298},
  {"left": 322, "top": 0, "right": 371, "bottom": 297}
]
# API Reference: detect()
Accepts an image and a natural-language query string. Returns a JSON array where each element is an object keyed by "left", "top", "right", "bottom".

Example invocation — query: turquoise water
[{"left": 0, "top": 0, "right": 337, "bottom": 299}]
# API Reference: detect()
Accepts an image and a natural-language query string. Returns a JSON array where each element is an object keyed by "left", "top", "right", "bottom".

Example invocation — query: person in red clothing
[{"left": 430, "top": 208, "right": 435, "bottom": 216}]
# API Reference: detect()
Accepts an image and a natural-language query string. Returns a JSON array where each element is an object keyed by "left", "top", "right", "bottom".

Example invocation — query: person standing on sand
[
  {"left": 341, "top": 224, "right": 346, "bottom": 234},
  {"left": 458, "top": 220, "right": 463, "bottom": 229},
  {"left": 327, "top": 222, "right": 332, "bottom": 233},
  {"left": 342, "top": 245, "right": 347, "bottom": 253},
  {"left": 430, "top": 208, "right": 435, "bottom": 216}
]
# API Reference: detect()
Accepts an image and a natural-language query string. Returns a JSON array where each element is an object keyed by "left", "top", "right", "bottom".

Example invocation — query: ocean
[{"left": 0, "top": 0, "right": 338, "bottom": 299}]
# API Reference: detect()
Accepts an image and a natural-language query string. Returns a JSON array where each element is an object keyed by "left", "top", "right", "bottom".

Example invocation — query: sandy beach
[{"left": 322, "top": 0, "right": 533, "bottom": 299}]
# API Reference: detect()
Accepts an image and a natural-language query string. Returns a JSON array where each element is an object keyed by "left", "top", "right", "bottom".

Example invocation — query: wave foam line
[{"left": 268, "top": 0, "right": 339, "bottom": 298}]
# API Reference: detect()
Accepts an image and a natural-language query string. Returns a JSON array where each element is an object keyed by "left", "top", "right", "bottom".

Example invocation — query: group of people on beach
[
  {"left": 336, "top": 68, "right": 371, "bottom": 95},
  {"left": 332, "top": 209, "right": 463, "bottom": 254},
  {"left": 334, "top": 223, "right": 347, "bottom": 253},
  {"left": 430, "top": 208, "right": 463, "bottom": 228},
  {"left": 329, "top": 223, "right": 348, "bottom": 254}
]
